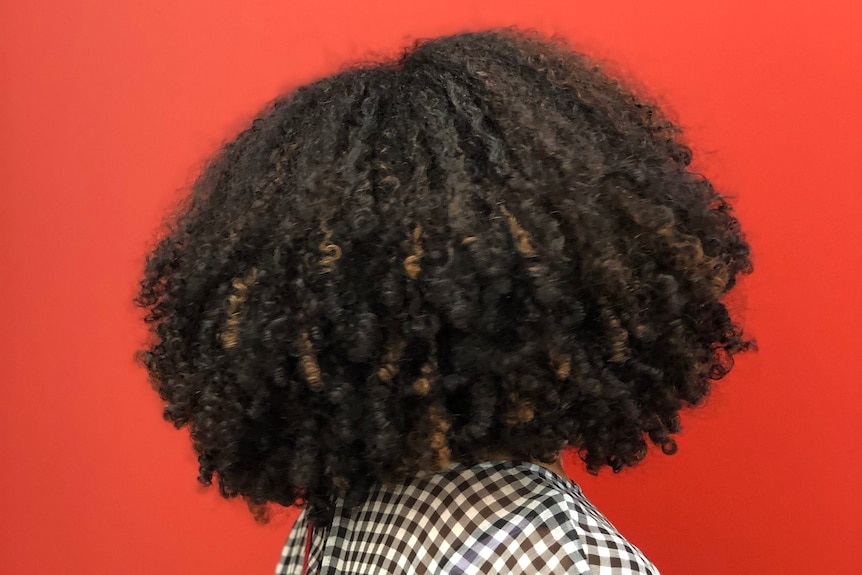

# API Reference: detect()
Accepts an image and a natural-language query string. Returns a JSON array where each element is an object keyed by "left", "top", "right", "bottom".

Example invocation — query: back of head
[{"left": 134, "top": 28, "right": 753, "bottom": 527}]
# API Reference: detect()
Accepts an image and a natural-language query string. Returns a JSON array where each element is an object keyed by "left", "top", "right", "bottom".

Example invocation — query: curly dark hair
[{"left": 133, "top": 28, "right": 754, "bottom": 528}]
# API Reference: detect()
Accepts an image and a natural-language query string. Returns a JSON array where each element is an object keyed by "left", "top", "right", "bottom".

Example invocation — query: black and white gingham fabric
[{"left": 276, "top": 460, "right": 659, "bottom": 574}]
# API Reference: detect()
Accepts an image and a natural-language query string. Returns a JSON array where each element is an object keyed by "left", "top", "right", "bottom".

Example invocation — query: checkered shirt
[{"left": 276, "top": 460, "right": 660, "bottom": 574}]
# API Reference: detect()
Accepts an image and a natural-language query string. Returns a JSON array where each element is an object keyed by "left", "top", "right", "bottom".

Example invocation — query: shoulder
[
  {"left": 442, "top": 461, "right": 661, "bottom": 575},
  {"left": 276, "top": 461, "right": 660, "bottom": 574},
  {"left": 441, "top": 501, "right": 593, "bottom": 574},
  {"left": 413, "top": 460, "right": 593, "bottom": 573}
]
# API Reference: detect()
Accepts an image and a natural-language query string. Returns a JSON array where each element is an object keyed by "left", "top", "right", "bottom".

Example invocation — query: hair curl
[{"left": 133, "top": 28, "right": 754, "bottom": 528}]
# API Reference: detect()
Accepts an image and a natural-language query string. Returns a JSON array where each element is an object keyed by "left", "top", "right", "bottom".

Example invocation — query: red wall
[{"left": 1, "top": 1, "right": 860, "bottom": 573}]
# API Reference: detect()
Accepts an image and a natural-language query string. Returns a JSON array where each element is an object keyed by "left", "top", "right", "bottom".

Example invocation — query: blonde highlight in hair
[
  {"left": 403, "top": 225, "right": 424, "bottom": 279},
  {"left": 499, "top": 204, "right": 537, "bottom": 259},
  {"left": 221, "top": 267, "right": 259, "bottom": 349},
  {"left": 550, "top": 352, "right": 572, "bottom": 380},
  {"left": 427, "top": 403, "right": 452, "bottom": 469},
  {"left": 376, "top": 339, "right": 407, "bottom": 383},
  {"left": 411, "top": 341, "right": 438, "bottom": 397},
  {"left": 319, "top": 222, "right": 342, "bottom": 273},
  {"left": 299, "top": 330, "right": 323, "bottom": 391},
  {"left": 657, "top": 225, "right": 730, "bottom": 297},
  {"left": 503, "top": 393, "right": 536, "bottom": 426}
]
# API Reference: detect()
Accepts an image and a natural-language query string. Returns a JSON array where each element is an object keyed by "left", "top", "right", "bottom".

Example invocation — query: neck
[{"left": 485, "top": 450, "right": 570, "bottom": 480}]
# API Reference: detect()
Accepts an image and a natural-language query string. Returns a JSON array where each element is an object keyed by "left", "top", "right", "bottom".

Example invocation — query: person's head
[{"left": 134, "top": 28, "right": 753, "bottom": 527}]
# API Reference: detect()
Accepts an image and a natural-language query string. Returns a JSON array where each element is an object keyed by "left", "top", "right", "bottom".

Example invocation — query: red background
[{"left": 1, "top": 1, "right": 860, "bottom": 573}]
